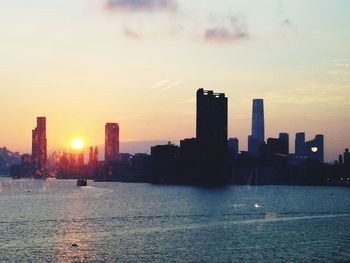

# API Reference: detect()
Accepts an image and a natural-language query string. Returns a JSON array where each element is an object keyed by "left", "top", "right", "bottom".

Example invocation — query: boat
[{"left": 77, "top": 178, "right": 87, "bottom": 186}]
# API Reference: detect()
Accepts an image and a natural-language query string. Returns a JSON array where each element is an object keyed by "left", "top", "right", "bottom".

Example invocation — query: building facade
[
  {"left": 196, "top": 88, "right": 228, "bottom": 149},
  {"left": 248, "top": 99, "right": 265, "bottom": 157},
  {"left": 105, "top": 123, "right": 119, "bottom": 161},
  {"left": 31, "top": 116, "right": 47, "bottom": 173}
]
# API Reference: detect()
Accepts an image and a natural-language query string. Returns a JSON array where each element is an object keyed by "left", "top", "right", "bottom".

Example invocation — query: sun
[{"left": 70, "top": 138, "right": 84, "bottom": 150}]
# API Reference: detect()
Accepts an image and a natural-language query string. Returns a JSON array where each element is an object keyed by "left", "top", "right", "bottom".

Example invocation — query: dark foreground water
[{"left": 0, "top": 178, "right": 349, "bottom": 262}]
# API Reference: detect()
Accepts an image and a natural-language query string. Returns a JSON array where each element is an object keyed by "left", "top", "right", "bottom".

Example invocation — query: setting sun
[{"left": 70, "top": 138, "right": 84, "bottom": 150}]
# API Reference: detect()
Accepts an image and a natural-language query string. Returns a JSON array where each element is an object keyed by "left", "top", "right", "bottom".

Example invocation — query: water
[{"left": 0, "top": 178, "right": 349, "bottom": 262}]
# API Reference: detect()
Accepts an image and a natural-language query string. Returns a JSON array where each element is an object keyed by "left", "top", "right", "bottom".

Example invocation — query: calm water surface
[{"left": 0, "top": 178, "right": 349, "bottom": 262}]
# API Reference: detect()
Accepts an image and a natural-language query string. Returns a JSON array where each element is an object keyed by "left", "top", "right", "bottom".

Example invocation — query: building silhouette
[
  {"left": 151, "top": 143, "right": 179, "bottom": 183},
  {"left": 305, "top": 134, "right": 324, "bottom": 163},
  {"left": 295, "top": 132, "right": 305, "bottom": 158},
  {"left": 228, "top": 138, "right": 239, "bottom": 158},
  {"left": 151, "top": 88, "right": 229, "bottom": 184},
  {"left": 344, "top": 148, "right": 350, "bottom": 165},
  {"left": 88, "top": 146, "right": 99, "bottom": 166},
  {"left": 248, "top": 99, "right": 265, "bottom": 157},
  {"left": 31, "top": 116, "right": 47, "bottom": 175},
  {"left": 105, "top": 123, "right": 119, "bottom": 161},
  {"left": 196, "top": 88, "right": 228, "bottom": 148},
  {"left": 294, "top": 133, "right": 324, "bottom": 163},
  {"left": 265, "top": 133, "right": 289, "bottom": 161},
  {"left": 196, "top": 88, "right": 229, "bottom": 183}
]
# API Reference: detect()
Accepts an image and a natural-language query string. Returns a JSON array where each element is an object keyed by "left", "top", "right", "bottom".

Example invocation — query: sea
[{"left": 0, "top": 178, "right": 349, "bottom": 262}]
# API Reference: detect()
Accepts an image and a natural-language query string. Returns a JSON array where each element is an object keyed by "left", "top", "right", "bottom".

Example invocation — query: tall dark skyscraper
[
  {"left": 248, "top": 99, "right": 265, "bottom": 157},
  {"left": 195, "top": 88, "right": 229, "bottom": 184},
  {"left": 105, "top": 123, "right": 119, "bottom": 161},
  {"left": 279, "top": 133, "right": 289, "bottom": 155},
  {"left": 32, "top": 116, "right": 47, "bottom": 170},
  {"left": 295, "top": 132, "right": 305, "bottom": 157},
  {"left": 252, "top": 99, "right": 265, "bottom": 144},
  {"left": 196, "top": 88, "right": 228, "bottom": 148}
]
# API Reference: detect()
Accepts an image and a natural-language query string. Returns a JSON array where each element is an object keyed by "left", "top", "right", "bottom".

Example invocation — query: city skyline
[
  {"left": 0, "top": 96, "right": 346, "bottom": 163},
  {"left": 0, "top": 0, "right": 349, "bottom": 161},
  {"left": 6, "top": 89, "right": 348, "bottom": 185},
  {"left": 5, "top": 96, "right": 333, "bottom": 163}
]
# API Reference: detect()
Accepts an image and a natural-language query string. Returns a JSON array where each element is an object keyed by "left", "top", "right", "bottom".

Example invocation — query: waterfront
[{"left": 0, "top": 178, "right": 349, "bottom": 262}]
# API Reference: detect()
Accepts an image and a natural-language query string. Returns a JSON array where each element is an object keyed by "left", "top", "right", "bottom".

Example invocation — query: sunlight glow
[{"left": 70, "top": 138, "right": 84, "bottom": 150}]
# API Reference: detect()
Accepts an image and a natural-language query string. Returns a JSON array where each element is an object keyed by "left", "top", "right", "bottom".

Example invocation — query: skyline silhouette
[
  {"left": 6, "top": 88, "right": 349, "bottom": 186},
  {"left": 0, "top": 93, "right": 347, "bottom": 163}
]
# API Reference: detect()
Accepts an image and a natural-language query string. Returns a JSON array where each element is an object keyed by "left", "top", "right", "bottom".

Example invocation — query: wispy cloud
[
  {"left": 106, "top": 0, "right": 178, "bottom": 13},
  {"left": 162, "top": 81, "right": 181, "bottom": 90},
  {"left": 265, "top": 84, "right": 350, "bottom": 106},
  {"left": 204, "top": 16, "right": 248, "bottom": 44},
  {"left": 149, "top": 79, "right": 171, "bottom": 89},
  {"left": 122, "top": 26, "right": 143, "bottom": 40},
  {"left": 334, "top": 59, "right": 350, "bottom": 68},
  {"left": 328, "top": 59, "right": 350, "bottom": 82}
]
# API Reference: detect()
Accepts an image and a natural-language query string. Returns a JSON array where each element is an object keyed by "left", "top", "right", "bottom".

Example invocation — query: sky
[{"left": 0, "top": 0, "right": 349, "bottom": 162}]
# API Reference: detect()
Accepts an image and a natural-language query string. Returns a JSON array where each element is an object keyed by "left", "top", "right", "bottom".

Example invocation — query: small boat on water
[{"left": 77, "top": 178, "right": 87, "bottom": 187}]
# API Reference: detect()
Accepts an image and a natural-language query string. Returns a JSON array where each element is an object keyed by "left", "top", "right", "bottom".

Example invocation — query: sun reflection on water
[{"left": 55, "top": 189, "right": 98, "bottom": 262}]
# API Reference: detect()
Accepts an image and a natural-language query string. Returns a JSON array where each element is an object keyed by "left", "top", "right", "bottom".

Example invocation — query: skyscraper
[
  {"left": 279, "top": 133, "right": 289, "bottom": 155},
  {"left": 252, "top": 99, "right": 265, "bottom": 144},
  {"left": 105, "top": 123, "right": 119, "bottom": 161},
  {"left": 195, "top": 88, "right": 229, "bottom": 184},
  {"left": 32, "top": 116, "right": 47, "bottom": 172},
  {"left": 196, "top": 88, "right": 228, "bottom": 148},
  {"left": 295, "top": 132, "right": 305, "bottom": 157},
  {"left": 248, "top": 99, "right": 265, "bottom": 157}
]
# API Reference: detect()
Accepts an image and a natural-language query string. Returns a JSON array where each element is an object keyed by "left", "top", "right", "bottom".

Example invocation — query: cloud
[
  {"left": 264, "top": 84, "right": 350, "bottom": 106},
  {"left": 149, "top": 79, "right": 171, "bottom": 89},
  {"left": 106, "top": 0, "right": 178, "bottom": 13},
  {"left": 148, "top": 79, "right": 181, "bottom": 90},
  {"left": 162, "top": 81, "right": 181, "bottom": 90},
  {"left": 122, "top": 26, "right": 143, "bottom": 40},
  {"left": 204, "top": 16, "right": 248, "bottom": 44},
  {"left": 334, "top": 59, "right": 350, "bottom": 68}
]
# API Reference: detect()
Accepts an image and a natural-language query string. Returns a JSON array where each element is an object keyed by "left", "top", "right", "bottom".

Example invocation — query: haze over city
[{"left": 0, "top": 0, "right": 349, "bottom": 161}]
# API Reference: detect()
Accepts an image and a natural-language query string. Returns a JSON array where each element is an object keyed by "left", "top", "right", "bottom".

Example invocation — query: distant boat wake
[{"left": 123, "top": 213, "right": 350, "bottom": 235}]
